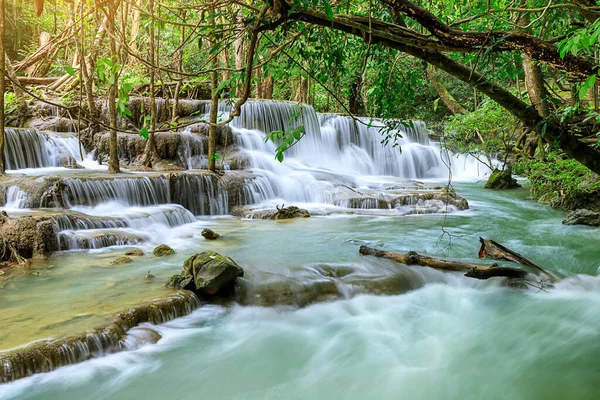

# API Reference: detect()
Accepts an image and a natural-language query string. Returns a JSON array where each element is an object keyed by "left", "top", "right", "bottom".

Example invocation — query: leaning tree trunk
[{"left": 426, "top": 65, "right": 467, "bottom": 114}]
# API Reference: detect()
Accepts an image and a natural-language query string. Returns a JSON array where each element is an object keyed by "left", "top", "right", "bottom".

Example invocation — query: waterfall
[
  {"left": 63, "top": 177, "right": 171, "bottom": 207},
  {"left": 215, "top": 100, "right": 489, "bottom": 210},
  {"left": 170, "top": 174, "right": 229, "bottom": 215},
  {"left": 2, "top": 186, "right": 29, "bottom": 209},
  {"left": 4, "top": 128, "right": 87, "bottom": 170},
  {"left": 4, "top": 129, "right": 51, "bottom": 169}
]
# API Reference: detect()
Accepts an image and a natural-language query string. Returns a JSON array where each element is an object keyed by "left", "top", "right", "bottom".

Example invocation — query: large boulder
[
  {"left": 153, "top": 244, "right": 175, "bottom": 257},
  {"left": 166, "top": 251, "right": 244, "bottom": 296},
  {"left": 563, "top": 209, "right": 600, "bottom": 227},
  {"left": 484, "top": 168, "right": 520, "bottom": 189}
]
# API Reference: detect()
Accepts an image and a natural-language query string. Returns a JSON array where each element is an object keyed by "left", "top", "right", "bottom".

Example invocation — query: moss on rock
[{"left": 153, "top": 244, "right": 175, "bottom": 257}]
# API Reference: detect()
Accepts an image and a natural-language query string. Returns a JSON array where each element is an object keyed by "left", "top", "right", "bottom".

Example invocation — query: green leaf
[
  {"left": 139, "top": 127, "right": 149, "bottom": 139},
  {"left": 579, "top": 74, "right": 597, "bottom": 100},
  {"left": 64, "top": 65, "right": 76, "bottom": 76},
  {"left": 323, "top": 1, "right": 333, "bottom": 21}
]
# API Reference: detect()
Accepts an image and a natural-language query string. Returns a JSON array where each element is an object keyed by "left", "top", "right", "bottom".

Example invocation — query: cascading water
[
  {"left": 63, "top": 177, "right": 172, "bottom": 207},
  {"left": 4, "top": 128, "right": 89, "bottom": 170},
  {"left": 213, "top": 100, "right": 489, "bottom": 210}
]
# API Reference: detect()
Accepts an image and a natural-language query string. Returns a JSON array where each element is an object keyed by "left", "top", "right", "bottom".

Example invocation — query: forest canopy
[{"left": 1, "top": 0, "right": 600, "bottom": 175}]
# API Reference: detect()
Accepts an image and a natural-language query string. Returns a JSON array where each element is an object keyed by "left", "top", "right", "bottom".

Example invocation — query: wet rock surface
[
  {"left": 563, "top": 209, "right": 600, "bottom": 227},
  {"left": 153, "top": 244, "right": 175, "bottom": 257},
  {"left": 110, "top": 256, "right": 134, "bottom": 266},
  {"left": 484, "top": 168, "right": 520, "bottom": 189},
  {"left": 201, "top": 228, "right": 220, "bottom": 240},
  {"left": 167, "top": 251, "right": 244, "bottom": 296}
]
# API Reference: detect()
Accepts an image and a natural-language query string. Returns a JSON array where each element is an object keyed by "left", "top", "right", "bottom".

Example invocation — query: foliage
[
  {"left": 513, "top": 153, "right": 600, "bottom": 203},
  {"left": 265, "top": 104, "right": 307, "bottom": 162},
  {"left": 3, "top": 92, "right": 19, "bottom": 115},
  {"left": 445, "top": 99, "right": 519, "bottom": 161}
]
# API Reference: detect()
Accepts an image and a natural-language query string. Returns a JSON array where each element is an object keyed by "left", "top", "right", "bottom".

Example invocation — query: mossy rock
[
  {"left": 484, "top": 168, "right": 520, "bottom": 189},
  {"left": 272, "top": 205, "right": 311, "bottom": 220},
  {"left": 166, "top": 250, "right": 244, "bottom": 296},
  {"left": 110, "top": 256, "right": 134, "bottom": 266},
  {"left": 201, "top": 228, "right": 220, "bottom": 240},
  {"left": 125, "top": 249, "right": 145, "bottom": 257},
  {"left": 153, "top": 244, "right": 175, "bottom": 257}
]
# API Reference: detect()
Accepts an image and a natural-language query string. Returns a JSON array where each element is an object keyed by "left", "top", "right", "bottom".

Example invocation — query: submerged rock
[
  {"left": 167, "top": 251, "right": 244, "bottom": 296},
  {"left": 110, "top": 256, "right": 134, "bottom": 266},
  {"left": 153, "top": 244, "right": 175, "bottom": 257},
  {"left": 201, "top": 228, "right": 220, "bottom": 240},
  {"left": 125, "top": 249, "right": 145, "bottom": 256},
  {"left": 563, "top": 209, "right": 600, "bottom": 227},
  {"left": 484, "top": 168, "right": 520, "bottom": 189},
  {"left": 0, "top": 291, "right": 200, "bottom": 383}
]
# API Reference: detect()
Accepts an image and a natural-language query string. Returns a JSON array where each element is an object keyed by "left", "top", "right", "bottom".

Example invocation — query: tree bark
[
  {"left": 0, "top": 0, "right": 5, "bottom": 175},
  {"left": 425, "top": 65, "right": 467, "bottom": 114},
  {"left": 295, "top": 75, "right": 309, "bottom": 103},
  {"left": 107, "top": 1, "right": 121, "bottom": 174},
  {"left": 208, "top": 0, "right": 220, "bottom": 172},
  {"left": 129, "top": 0, "right": 141, "bottom": 58},
  {"left": 359, "top": 245, "right": 527, "bottom": 280},
  {"left": 234, "top": 8, "right": 245, "bottom": 98},
  {"left": 349, "top": 74, "right": 366, "bottom": 115},
  {"left": 142, "top": 0, "right": 159, "bottom": 168},
  {"left": 478, "top": 237, "right": 556, "bottom": 282}
]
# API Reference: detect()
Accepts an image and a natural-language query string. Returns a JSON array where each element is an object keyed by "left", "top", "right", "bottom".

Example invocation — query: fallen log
[
  {"left": 359, "top": 245, "right": 527, "bottom": 280},
  {"left": 478, "top": 237, "right": 556, "bottom": 282},
  {"left": 17, "top": 77, "right": 59, "bottom": 85}
]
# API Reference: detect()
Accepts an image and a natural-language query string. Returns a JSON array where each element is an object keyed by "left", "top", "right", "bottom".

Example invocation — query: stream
[{"left": 0, "top": 101, "right": 599, "bottom": 399}]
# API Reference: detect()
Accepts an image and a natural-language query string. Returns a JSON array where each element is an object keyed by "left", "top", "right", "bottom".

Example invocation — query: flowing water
[{"left": 0, "top": 101, "right": 599, "bottom": 399}]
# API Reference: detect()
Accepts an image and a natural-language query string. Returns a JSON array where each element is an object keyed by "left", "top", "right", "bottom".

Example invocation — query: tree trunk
[
  {"left": 4, "top": 53, "right": 28, "bottom": 125},
  {"left": 359, "top": 245, "right": 527, "bottom": 280},
  {"left": 261, "top": 75, "right": 274, "bottom": 99},
  {"left": 107, "top": 1, "right": 121, "bottom": 174},
  {"left": 171, "top": 10, "right": 186, "bottom": 125},
  {"left": 234, "top": 9, "right": 245, "bottom": 98},
  {"left": 208, "top": 2, "right": 219, "bottom": 172},
  {"left": 295, "top": 75, "right": 309, "bottom": 103},
  {"left": 142, "top": 0, "right": 159, "bottom": 168},
  {"left": 425, "top": 65, "right": 467, "bottom": 114},
  {"left": 349, "top": 74, "right": 366, "bottom": 115},
  {"left": 0, "top": 0, "right": 5, "bottom": 175},
  {"left": 129, "top": 0, "right": 141, "bottom": 57},
  {"left": 519, "top": 10, "right": 549, "bottom": 157}
]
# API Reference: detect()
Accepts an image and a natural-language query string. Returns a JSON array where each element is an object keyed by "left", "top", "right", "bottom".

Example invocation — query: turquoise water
[{"left": 1, "top": 183, "right": 600, "bottom": 399}]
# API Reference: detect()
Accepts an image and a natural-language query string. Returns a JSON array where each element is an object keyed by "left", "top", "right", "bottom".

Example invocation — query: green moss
[
  {"left": 514, "top": 153, "right": 600, "bottom": 207},
  {"left": 153, "top": 244, "right": 175, "bottom": 257}
]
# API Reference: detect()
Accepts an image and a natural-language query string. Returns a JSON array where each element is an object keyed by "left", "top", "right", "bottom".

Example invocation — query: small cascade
[
  {"left": 4, "top": 129, "right": 87, "bottom": 170},
  {"left": 177, "top": 130, "right": 206, "bottom": 169},
  {"left": 63, "top": 177, "right": 171, "bottom": 207},
  {"left": 0, "top": 292, "right": 201, "bottom": 383},
  {"left": 4, "top": 129, "right": 51, "bottom": 169},
  {"left": 57, "top": 229, "right": 147, "bottom": 250},
  {"left": 170, "top": 174, "right": 228, "bottom": 215},
  {"left": 2, "top": 186, "right": 29, "bottom": 209}
]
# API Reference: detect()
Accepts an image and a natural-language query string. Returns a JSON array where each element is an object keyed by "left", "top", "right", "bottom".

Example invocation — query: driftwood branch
[
  {"left": 478, "top": 237, "right": 556, "bottom": 282},
  {"left": 358, "top": 245, "right": 527, "bottom": 280}
]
